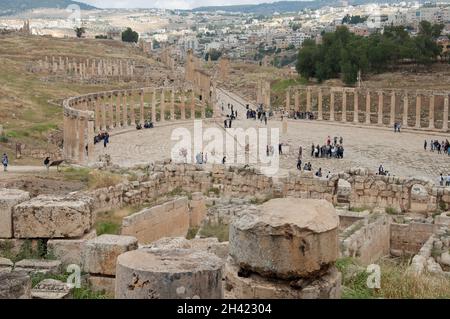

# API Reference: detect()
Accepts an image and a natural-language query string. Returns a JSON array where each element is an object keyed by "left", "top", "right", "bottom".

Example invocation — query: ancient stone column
[
  {"left": 403, "top": 91, "right": 408, "bottom": 127},
  {"left": 170, "top": 89, "right": 175, "bottom": 120},
  {"left": 429, "top": 94, "right": 435, "bottom": 129},
  {"left": 78, "top": 117, "right": 85, "bottom": 163},
  {"left": 390, "top": 92, "right": 396, "bottom": 126},
  {"left": 181, "top": 92, "right": 186, "bottom": 120},
  {"left": 226, "top": 198, "right": 341, "bottom": 299},
  {"left": 94, "top": 100, "right": 101, "bottom": 132},
  {"left": 129, "top": 92, "right": 136, "bottom": 126},
  {"left": 140, "top": 90, "right": 145, "bottom": 125},
  {"left": 329, "top": 91, "right": 335, "bottom": 121},
  {"left": 294, "top": 90, "right": 299, "bottom": 112},
  {"left": 122, "top": 92, "right": 128, "bottom": 127},
  {"left": 365, "top": 91, "right": 371, "bottom": 124},
  {"left": 377, "top": 91, "right": 383, "bottom": 125},
  {"left": 342, "top": 91, "right": 347, "bottom": 122},
  {"left": 160, "top": 89, "right": 166, "bottom": 122},
  {"left": 415, "top": 94, "right": 421, "bottom": 128},
  {"left": 353, "top": 90, "right": 359, "bottom": 123},
  {"left": 152, "top": 89, "right": 157, "bottom": 123},
  {"left": 191, "top": 91, "right": 195, "bottom": 119},
  {"left": 87, "top": 120, "right": 94, "bottom": 162},
  {"left": 318, "top": 88, "right": 323, "bottom": 120},
  {"left": 201, "top": 99, "right": 206, "bottom": 120},
  {"left": 116, "top": 248, "right": 223, "bottom": 299},
  {"left": 101, "top": 97, "right": 107, "bottom": 130},
  {"left": 116, "top": 94, "right": 121, "bottom": 128},
  {"left": 444, "top": 96, "right": 449, "bottom": 132},
  {"left": 306, "top": 87, "right": 311, "bottom": 112},
  {"left": 286, "top": 90, "right": 290, "bottom": 111},
  {"left": 63, "top": 114, "right": 69, "bottom": 159},
  {"left": 109, "top": 95, "right": 115, "bottom": 128}
]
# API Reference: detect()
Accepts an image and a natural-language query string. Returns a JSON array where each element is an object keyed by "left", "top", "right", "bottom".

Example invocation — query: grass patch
[
  {"left": 31, "top": 272, "right": 110, "bottom": 299},
  {"left": 271, "top": 77, "right": 307, "bottom": 93},
  {"left": 95, "top": 221, "right": 121, "bottom": 236},
  {"left": 186, "top": 227, "right": 199, "bottom": 240},
  {"left": 168, "top": 186, "right": 192, "bottom": 199},
  {"left": 349, "top": 207, "right": 370, "bottom": 213},
  {"left": 207, "top": 187, "right": 220, "bottom": 196},
  {"left": 0, "top": 239, "right": 54, "bottom": 263},
  {"left": 199, "top": 219, "right": 229, "bottom": 242},
  {"left": 337, "top": 257, "right": 450, "bottom": 298},
  {"left": 62, "top": 167, "right": 122, "bottom": 190},
  {"left": 385, "top": 207, "right": 399, "bottom": 215},
  {"left": 94, "top": 205, "right": 144, "bottom": 236},
  {"left": 0, "top": 135, "right": 9, "bottom": 143}
]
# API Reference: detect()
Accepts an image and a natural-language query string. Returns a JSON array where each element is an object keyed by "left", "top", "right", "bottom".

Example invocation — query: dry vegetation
[
  {"left": 0, "top": 34, "right": 157, "bottom": 163},
  {"left": 337, "top": 257, "right": 450, "bottom": 299}
]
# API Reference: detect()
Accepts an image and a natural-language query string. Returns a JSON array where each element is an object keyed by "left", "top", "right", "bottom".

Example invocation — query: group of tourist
[
  {"left": 136, "top": 120, "right": 154, "bottom": 130},
  {"left": 195, "top": 152, "right": 227, "bottom": 165},
  {"left": 439, "top": 173, "right": 450, "bottom": 186},
  {"left": 195, "top": 152, "right": 208, "bottom": 164},
  {"left": 94, "top": 131, "right": 110, "bottom": 148},
  {"left": 310, "top": 136, "right": 344, "bottom": 159},
  {"left": 394, "top": 122, "right": 402, "bottom": 133},
  {"left": 424, "top": 139, "right": 450, "bottom": 155},
  {"left": 246, "top": 104, "right": 269, "bottom": 125},
  {"left": 293, "top": 111, "right": 315, "bottom": 120}
]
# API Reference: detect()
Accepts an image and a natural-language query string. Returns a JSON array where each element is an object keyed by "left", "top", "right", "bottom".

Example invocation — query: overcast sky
[{"left": 79, "top": 0, "right": 293, "bottom": 10}]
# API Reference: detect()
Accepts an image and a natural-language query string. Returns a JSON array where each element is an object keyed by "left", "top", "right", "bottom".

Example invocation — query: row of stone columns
[
  {"left": 38, "top": 56, "right": 135, "bottom": 78},
  {"left": 286, "top": 87, "right": 450, "bottom": 131},
  {"left": 86, "top": 89, "right": 208, "bottom": 133},
  {"left": 63, "top": 88, "right": 210, "bottom": 163}
]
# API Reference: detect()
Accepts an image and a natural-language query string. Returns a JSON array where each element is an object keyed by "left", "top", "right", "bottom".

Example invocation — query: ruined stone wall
[
  {"left": 121, "top": 197, "right": 190, "bottom": 244},
  {"left": 86, "top": 164, "right": 450, "bottom": 216},
  {"left": 340, "top": 214, "right": 391, "bottom": 265},
  {"left": 390, "top": 222, "right": 438, "bottom": 256}
]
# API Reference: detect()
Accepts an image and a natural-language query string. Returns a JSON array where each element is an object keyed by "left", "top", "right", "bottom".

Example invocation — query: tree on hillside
[
  {"left": 74, "top": 27, "right": 86, "bottom": 38},
  {"left": 205, "top": 49, "right": 222, "bottom": 61},
  {"left": 122, "top": 28, "right": 139, "bottom": 43},
  {"left": 419, "top": 20, "right": 444, "bottom": 38},
  {"left": 296, "top": 24, "right": 443, "bottom": 85}
]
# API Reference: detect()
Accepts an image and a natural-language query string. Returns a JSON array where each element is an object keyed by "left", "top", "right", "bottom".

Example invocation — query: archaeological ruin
[
  {"left": 3, "top": 31, "right": 450, "bottom": 302},
  {"left": 285, "top": 86, "right": 450, "bottom": 131}
]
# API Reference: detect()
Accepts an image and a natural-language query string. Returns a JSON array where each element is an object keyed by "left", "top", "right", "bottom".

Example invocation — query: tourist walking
[
  {"left": 44, "top": 157, "right": 50, "bottom": 172},
  {"left": 2, "top": 153, "right": 8, "bottom": 172}
]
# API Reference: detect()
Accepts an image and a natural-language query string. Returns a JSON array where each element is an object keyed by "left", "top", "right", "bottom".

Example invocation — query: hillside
[
  {"left": 193, "top": 0, "right": 401, "bottom": 15},
  {"left": 0, "top": 35, "right": 156, "bottom": 164},
  {"left": 0, "top": 0, "right": 96, "bottom": 16}
]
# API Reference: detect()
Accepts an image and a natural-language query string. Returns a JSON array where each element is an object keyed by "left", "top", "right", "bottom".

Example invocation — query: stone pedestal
[
  {"left": 225, "top": 259, "right": 341, "bottom": 299},
  {"left": 82, "top": 234, "right": 138, "bottom": 276},
  {"left": 229, "top": 198, "right": 339, "bottom": 280},
  {"left": 226, "top": 198, "right": 341, "bottom": 299},
  {"left": 0, "top": 189, "right": 30, "bottom": 238},
  {"left": 13, "top": 195, "right": 94, "bottom": 239},
  {"left": 115, "top": 248, "right": 223, "bottom": 299}
]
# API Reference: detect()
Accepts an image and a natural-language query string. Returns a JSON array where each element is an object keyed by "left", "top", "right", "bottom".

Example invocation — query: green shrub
[
  {"left": 96, "top": 221, "right": 120, "bottom": 236},
  {"left": 385, "top": 207, "right": 398, "bottom": 215}
]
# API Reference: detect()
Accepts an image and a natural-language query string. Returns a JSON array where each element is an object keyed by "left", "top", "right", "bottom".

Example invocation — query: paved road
[{"left": 92, "top": 88, "right": 449, "bottom": 182}]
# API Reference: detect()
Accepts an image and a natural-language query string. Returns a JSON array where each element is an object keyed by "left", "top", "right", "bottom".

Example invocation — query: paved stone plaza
[{"left": 93, "top": 116, "right": 450, "bottom": 182}]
